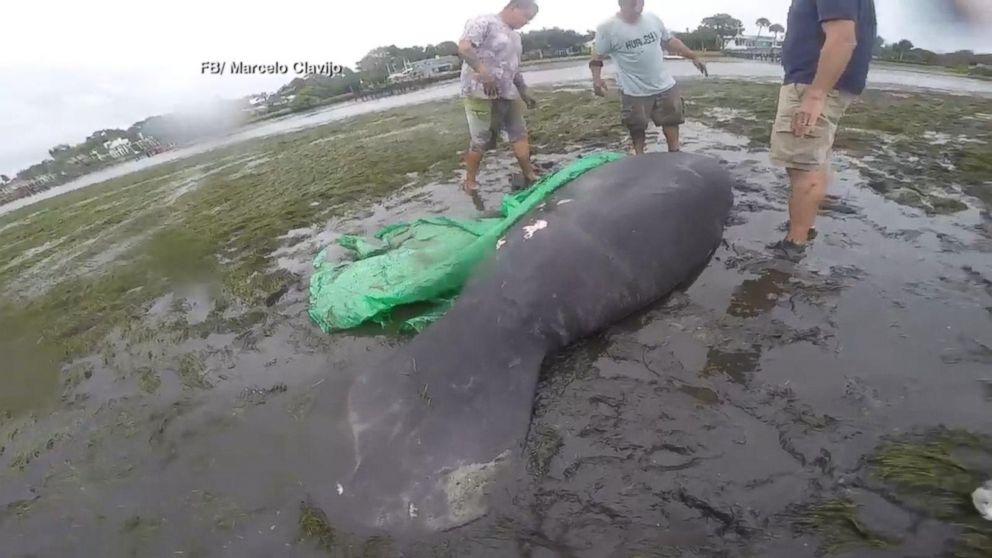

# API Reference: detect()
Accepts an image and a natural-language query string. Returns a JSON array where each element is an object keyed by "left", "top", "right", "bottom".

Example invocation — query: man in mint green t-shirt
[{"left": 590, "top": 0, "right": 708, "bottom": 154}]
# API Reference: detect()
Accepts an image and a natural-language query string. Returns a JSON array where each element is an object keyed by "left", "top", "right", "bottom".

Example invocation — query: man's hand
[
  {"left": 692, "top": 57, "right": 709, "bottom": 77},
  {"left": 522, "top": 94, "right": 538, "bottom": 109},
  {"left": 479, "top": 68, "right": 498, "bottom": 98},
  {"left": 666, "top": 38, "right": 708, "bottom": 77},
  {"left": 792, "top": 88, "right": 827, "bottom": 137},
  {"left": 593, "top": 78, "right": 609, "bottom": 97}
]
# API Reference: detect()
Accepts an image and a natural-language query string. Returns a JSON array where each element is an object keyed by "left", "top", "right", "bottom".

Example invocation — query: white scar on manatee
[
  {"left": 523, "top": 220, "right": 548, "bottom": 240},
  {"left": 423, "top": 450, "right": 511, "bottom": 531}
]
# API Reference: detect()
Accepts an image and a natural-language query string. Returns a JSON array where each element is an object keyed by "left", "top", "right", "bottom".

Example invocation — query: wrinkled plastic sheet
[{"left": 308, "top": 152, "right": 625, "bottom": 333}]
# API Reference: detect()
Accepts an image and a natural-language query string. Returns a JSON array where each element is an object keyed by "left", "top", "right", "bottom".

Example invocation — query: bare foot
[{"left": 462, "top": 181, "right": 480, "bottom": 193}]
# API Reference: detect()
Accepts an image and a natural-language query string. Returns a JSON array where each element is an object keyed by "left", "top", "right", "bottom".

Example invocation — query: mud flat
[{"left": 1, "top": 80, "right": 990, "bottom": 557}]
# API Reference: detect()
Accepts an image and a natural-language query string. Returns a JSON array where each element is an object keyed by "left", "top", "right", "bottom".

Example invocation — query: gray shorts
[
  {"left": 464, "top": 97, "right": 528, "bottom": 152},
  {"left": 621, "top": 86, "right": 686, "bottom": 133}
]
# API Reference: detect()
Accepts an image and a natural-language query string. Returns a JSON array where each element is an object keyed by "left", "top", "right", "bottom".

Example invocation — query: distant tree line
[
  {"left": 674, "top": 14, "right": 787, "bottom": 51},
  {"left": 874, "top": 37, "right": 992, "bottom": 72},
  {"left": 281, "top": 28, "right": 597, "bottom": 108},
  {"left": 674, "top": 14, "right": 745, "bottom": 51},
  {"left": 13, "top": 14, "right": 991, "bottom": 188}
]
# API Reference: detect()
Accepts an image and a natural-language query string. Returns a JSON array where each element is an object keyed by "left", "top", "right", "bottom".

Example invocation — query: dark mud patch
[{"left": 1, "top": 84, "right": 991, "bottom": 557}]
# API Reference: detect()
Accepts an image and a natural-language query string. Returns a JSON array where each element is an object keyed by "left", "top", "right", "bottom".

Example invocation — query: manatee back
[{"left": 475, "top": 152, "right": 734, "bottom": 347}]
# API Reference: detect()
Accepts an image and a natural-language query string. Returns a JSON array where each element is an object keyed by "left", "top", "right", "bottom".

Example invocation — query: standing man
[
  {"left": 458, "top": 0, "right": 541, "bottom": 194},
  {"left": 768, "top": 0, "right": 877, "bottom": 260},
  {"left": 590, "top": 0, "right": 709, "bottom": 155}
]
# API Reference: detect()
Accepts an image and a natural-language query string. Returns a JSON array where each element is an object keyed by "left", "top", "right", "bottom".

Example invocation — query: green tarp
[{"left": 308, "top": 152, "right": 625, "bottom": 333}]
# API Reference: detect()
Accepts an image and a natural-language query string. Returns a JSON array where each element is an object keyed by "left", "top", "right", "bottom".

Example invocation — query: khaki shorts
[
  {"left": 770, "top": 83, "right": 856, "bottom": 171},
  {"left": 621, "top": 85, "right": 685, "bottom": 133},
  {"left": 464, "top": 97, "right": 528, "bottom": 152}
]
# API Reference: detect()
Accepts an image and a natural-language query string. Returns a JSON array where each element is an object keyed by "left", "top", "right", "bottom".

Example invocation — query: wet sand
[{"left": 0, "top": 79, "right": 991, "bottom": 556}]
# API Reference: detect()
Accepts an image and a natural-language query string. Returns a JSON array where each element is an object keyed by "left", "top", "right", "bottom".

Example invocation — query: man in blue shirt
[{"left": 768, "top": 0, "right": 877, "bottom": 260}]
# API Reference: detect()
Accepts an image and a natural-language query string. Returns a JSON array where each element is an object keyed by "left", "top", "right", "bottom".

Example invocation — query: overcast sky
[{"left": 2, "top": 0, "right": 990, "bottom": 178}]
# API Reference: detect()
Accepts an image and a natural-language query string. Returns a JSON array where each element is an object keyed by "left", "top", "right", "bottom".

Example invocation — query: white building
[
  {"left": 391, "top": 56, "right": 462, "bottom": 82},
  {"left": 724, "top": 34, "right": 782, "bottom": 51},
  {"left": 103, "top": 138, "right": 134, "bottom": 159}
]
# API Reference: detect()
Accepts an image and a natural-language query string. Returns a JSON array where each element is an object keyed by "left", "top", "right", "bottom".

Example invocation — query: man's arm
[
  {"left": 458, "top": 39, "right": 486, "bottom": 74},
  {"left": 590, "top": 26, "right": 612, "bottom": 96},
  {"left": 793, "top": 19, "right": 857, "bottom": 137},
  {"left": 458, "top": 19, "right": 498, "bottom": 98},
  {"left": 458, "top": 39, "right": 497, "bottom": 97},
  {"left": 665, "top": 37, "right": 708, "bottom": 76},
  {"left": 514, "top": 72, "right": 537, "bottom": 108}
]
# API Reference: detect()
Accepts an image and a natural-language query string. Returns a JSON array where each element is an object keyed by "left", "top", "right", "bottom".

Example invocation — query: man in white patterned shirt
[{"left": 458, "top": 0, "right": 540, "bottom": 193}]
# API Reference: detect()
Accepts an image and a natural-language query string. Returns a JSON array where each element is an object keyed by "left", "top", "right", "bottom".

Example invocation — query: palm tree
[
  {"left": 896, "top": 39, "right": 914, "bottom": 62},
  {"left": 769, "top": 23, "right": 785, "bottom": 43},
  {"left": 755, "top": 17, "right": 771, "bottom": 38}
]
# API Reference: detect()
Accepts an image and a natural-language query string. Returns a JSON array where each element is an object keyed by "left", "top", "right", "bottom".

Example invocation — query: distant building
[
  {"left": 407, "top": 56, "right": 461, "bottom": 79},
  {"left": 242, "top": 93, "right": 271, "bottom": 116},
  {"left": 551, "top": 45, "right": 589, "bottom": 57},
  {"left": 132, "top": 136, "right": 162, "bottom": 154},
  {"left": 723, "top": 34, "right": 782, "bottom": 52},
  {"left": 247, "top": 93, "right": 269, "bottom": 106},
  {"left": 268, "top": 94, "right": 296, "bottom": 108},
  {"left": 16, "top": 174, "right": 58, "bottom": 191},
  {"left": 68, "top": 153, "right": 93, "bottom": 165},
  {"left": 103, "top": 138, "right": 134, "bottom": 159}
]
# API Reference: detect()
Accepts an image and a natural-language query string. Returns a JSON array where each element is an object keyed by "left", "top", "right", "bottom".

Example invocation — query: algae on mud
[
  {"left": 868, "top": 429, "right": 992, "bottom": 558},
  {"left": 793, "top": 499, "right": 898, "bottom": 555},
  {"left": 791, "top": 429, "right": 992, "bottom": 557},
  {"left": 677, "top": 80, "right": 992, "bottom": 213},
  {"left": 2, "top": 82, "right": 987, "bottom": 398},
  {"left": 0, "top": 79, "right": 991, "bottom": 557}
]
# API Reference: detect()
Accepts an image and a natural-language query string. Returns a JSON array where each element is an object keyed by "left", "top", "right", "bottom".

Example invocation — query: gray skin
[{"left": 316, "top": 152, "right": 734, "bottom": 534}]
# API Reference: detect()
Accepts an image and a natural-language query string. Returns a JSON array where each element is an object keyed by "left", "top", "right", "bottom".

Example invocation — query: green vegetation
[
  {"left": 1, "top": 82, "right": 989, "bottom": 417},
  {"left": 0, "top": 89, "right": 626, "bottom": 416},
  {"left": 521, "top": 28, "right": 594, "bottom": 59},
  {"left": 796, "top": 429, "right": 992, "bottom": 557},
  {"left": 299, "top": 500, "right": 336, "bottom": 552},
  {"left": 793, "top": 499, "right": 896, "bottom": 555},
  {"left": 527, "top": 424, "right": 564, "bottom": 477},
  {"left": 875, "top": 38, "right": 992, "bottom": 70},
  {"left": 357, "top": 42, "right": 460, "bottom": 83},
  {"left": 677, "top": 14, "right": 745, "bottom": 51},
  {"left": 679, "top": 79, "right": 992, "bottom": 212},
  {"left": 870, "top": 429, "right": 990, "bottom": 519},
  {"left": 869, "top": 429, "right": 992, "bottom": 558},
  {"left": 297, "top": 500, "right": 398, "bottom": 556}
]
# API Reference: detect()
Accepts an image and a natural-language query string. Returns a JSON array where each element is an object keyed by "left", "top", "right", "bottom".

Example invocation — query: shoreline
[{"left": 4, "top": 57, "right": 992, "bottom": 216}]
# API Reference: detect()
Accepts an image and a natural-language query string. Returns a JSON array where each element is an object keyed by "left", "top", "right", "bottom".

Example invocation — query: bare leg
[
  {"left": 786, "top": 166, "right": 830, "bottom": 245},
  {"left": 662, "top": 126, "right": 681, "bottom": 152},
  {"left": 463, "top": 148, "right": 484, "bottom": 192},
  {"left": 511, "top": 138, "right": 539, "bottom": 183},
  {"left": 630, "top": 129, "right": 647, "bottom": 155}
]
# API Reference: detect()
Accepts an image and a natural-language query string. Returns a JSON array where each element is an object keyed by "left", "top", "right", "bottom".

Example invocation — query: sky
[{"left": 2, "top": 0, "right": 991, "bottom": 178}]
